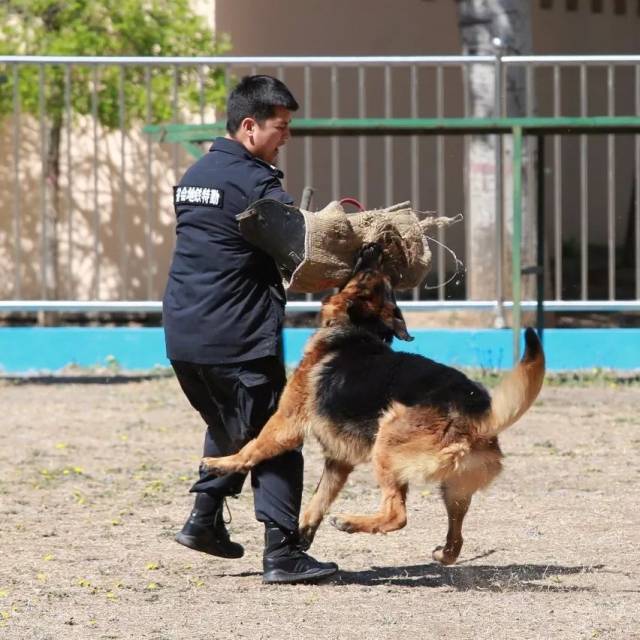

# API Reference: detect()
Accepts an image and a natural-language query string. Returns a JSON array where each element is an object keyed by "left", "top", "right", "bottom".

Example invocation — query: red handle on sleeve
[{"left": 338, "top": 197, "right": 365, "bottom": 212}]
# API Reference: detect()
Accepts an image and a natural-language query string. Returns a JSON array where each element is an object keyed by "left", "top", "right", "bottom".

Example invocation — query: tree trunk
[
  {"left": 38, "top": 11, "right": 62, "bottom": 325},
  {"left": 456, "top": 0, "right": 535, "bottom": 324},
  {"left": 38, "top": 116, "right": 62, "bottom": 325}
]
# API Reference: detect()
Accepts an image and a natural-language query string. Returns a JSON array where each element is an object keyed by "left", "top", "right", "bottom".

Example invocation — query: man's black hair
[{"left": 226, "top": 75, "right": 299, "bottom": 135}]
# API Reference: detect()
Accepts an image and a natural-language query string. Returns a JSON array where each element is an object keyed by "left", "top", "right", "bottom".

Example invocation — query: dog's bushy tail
[{"left": 476, "top": 328, "right": 545, "bottom": 437}]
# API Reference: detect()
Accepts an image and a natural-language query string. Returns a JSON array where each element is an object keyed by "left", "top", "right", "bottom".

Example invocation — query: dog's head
[{"left": 320, "top": 243, "right": 414, "bottom": 343}]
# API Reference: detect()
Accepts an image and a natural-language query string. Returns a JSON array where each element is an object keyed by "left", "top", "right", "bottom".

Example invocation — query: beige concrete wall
[
  {"left": 215, "top": 0, "right": 460, "bottom": 56},
  {"left": 532, "top": 2, "right": 640, "bottom": 54},
  {"left": 0, "top": 116, "right": 189, "bottom": 300},
  {"left": 215, "top": 1, "right": 639, "bottom": 58}
]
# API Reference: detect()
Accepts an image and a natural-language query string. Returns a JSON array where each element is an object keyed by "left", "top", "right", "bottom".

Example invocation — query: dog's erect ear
[
  {"left": 387, "top": 287, "right": 414, "bottom": 342},
  {"left": 345, "top": 296, "right": 365, "bottom": 323},
  {"left": 320, "top": 293, "right": 345, "bottom": 327},
  {"left": 346, "top": 284, "right": 414, "bottom": 343}
]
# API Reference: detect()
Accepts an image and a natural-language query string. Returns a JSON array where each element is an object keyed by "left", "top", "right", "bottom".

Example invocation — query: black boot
[
  {"left": 262, "top": 522, "right": 338, "bottom": 584},
  {"left": 175, "top": 493, "right": 244, "bottom": 559}
]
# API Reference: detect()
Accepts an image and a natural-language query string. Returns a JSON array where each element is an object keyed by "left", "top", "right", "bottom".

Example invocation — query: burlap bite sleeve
[{"left": 287, "top": 201, "right": 445, "bottom": 293}]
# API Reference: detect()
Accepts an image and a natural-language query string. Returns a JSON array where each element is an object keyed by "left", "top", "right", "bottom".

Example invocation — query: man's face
[{"left": 246, "top": 105, "right": 292, "bottom": 165}]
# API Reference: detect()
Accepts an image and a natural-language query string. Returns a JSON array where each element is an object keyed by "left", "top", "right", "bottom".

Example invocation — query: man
[{"left": 163, "top": 75, "right": 337, "bottom": 584}]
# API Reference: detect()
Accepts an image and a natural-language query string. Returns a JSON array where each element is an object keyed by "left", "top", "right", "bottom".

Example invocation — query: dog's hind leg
[
  {"left": 431, "top": 480, "right": 472, "bottom": 566},
  {"left": 201, "top": 410, "right": 303, "bottom": 476},
  {"left": 299, "top": 459, "right": 353, "bottom": 548},
  {"left": 432, "top": 456, "right": 502, "bottom": 565},
  {"left": 330, "top": 447, "right": 408, "bottom": 535}
]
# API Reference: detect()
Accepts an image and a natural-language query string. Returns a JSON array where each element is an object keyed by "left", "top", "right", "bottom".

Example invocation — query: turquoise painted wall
[{"left": 0, "top": 327, "right": 638, "bottom": 373}]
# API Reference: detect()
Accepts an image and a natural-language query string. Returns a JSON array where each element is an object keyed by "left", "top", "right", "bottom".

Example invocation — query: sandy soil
[{"left": 0, "top": 375, "right": 639, "bottom": 640}]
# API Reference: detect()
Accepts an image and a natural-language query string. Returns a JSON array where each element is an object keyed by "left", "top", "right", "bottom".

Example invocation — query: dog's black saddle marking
[{"left": 315, "top": 327, "right": 491, "bottom": 442}]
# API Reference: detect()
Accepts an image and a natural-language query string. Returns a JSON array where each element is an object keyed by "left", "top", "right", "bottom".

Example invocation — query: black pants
[{"left": 171, "top": 356, "right": 303, "bottom": 532}]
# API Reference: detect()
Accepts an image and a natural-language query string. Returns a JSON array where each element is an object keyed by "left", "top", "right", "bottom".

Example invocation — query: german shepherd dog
[{"left": 201, "top": 244, "right": 545, "bottom": 565}]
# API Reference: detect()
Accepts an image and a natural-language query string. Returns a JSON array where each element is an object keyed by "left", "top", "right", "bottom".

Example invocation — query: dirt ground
[{"left": 1, "top": 374, "right": 639, "bottom": 640}]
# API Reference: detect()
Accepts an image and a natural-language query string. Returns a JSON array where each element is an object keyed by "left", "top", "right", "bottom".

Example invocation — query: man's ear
[{"left": 240, "top": 116, "right": 257, "bottom": 136}]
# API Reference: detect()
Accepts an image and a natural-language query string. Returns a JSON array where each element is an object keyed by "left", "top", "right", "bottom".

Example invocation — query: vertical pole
[
  {"left": 384, "top": 65, "right": 393, "bottom": 206},
  {"left": 410, "top": 64, "right": 420, "bottom": 301},
  {"left": 172, "top": 65, "right": 179, "bottom": 183},
  {"left": 118, "top": 66, "right": 127, "bottom": 299},
  {"left": 462, "top": 63, "right": 470, "bottom": 309},
  {"left": 331, "top": 65, "right": 339, "bottom": 200},
  {"left": 357, "top": 67, "right": 367, "bottom": 204},
  {"left": 145, "top": 66, "right": 154, "bottom": 300},
  {"left": 39, "top": 64, "right": 47, "bottom": 300},
  {"left": 277, "top": 66, "right": 287, "bottom": 180},
  {"left": 553, "top": 65, "right": 562, "bottom": 300},
  {"left": 525, "top": 63, "right": 536, "bottom": 304},
  {"left": 536, "top": 135, "right": 545, "bottom": 341},
  {"left": 304, "top": 65, "right": 313, "bottom": 304},
  {"left": 606, "top": 64, "right": 615, "bottom": 300},
  {"left": 223, "top": 65, "right": 230, "bottom": 104},
  {"left": 579, "top": 64, "right": 589, "bottom": 300},
  {"left": 512, "top": 126, "right": 523, "bottom": 364},
  {"left": 92, "top": 65, "right": 100, "bottom": 299},
  {"left": 304, "top": 65, "right": 312, "bottom": 196},
  {"left": 436, "top": 65, "right": 445, "bottom": 301},
  {"left": 198, "top": 65, "right": 205, "bottom": 124},
  {"left": 12, "top": 65, "right": 22, "bottom": 299},
  {"left": 65, "top": 65, "right": 73, "bottom": 299},
  {"left": 493, "top": 40, "right": 505, "bottom": 328}
]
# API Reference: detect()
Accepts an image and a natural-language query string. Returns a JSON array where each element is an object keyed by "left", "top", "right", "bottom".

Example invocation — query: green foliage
[{"left": 0, "top": 0, "right": 230, "bottom": 128}]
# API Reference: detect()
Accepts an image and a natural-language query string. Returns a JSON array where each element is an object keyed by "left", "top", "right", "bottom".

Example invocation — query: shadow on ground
[
  {"left": 0, "top": 373, "right": 170, "bottom": 385},
  {"left": 333, "top": 560, "right": 605, "bottom": 591},
  {"left": 222, "top": 556, "right": 605, "bottom": 592}
]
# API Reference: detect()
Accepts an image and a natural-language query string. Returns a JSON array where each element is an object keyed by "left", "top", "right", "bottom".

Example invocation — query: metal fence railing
[
  {"left": 504, "top": 55, "right": 640, "bottom": 304},
  {"left": 0, "top": 54, "right": 639, "bottom": 322}
]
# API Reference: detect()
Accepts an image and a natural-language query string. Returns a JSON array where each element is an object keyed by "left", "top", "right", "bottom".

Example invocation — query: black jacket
[{"left": 163, "top": 137, "right": 294, "bottom": 364}]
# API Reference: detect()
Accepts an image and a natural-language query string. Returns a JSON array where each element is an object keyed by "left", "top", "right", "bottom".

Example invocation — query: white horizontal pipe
[
  {"left": 0, "top": 301, "right": 162, "bottom": 313},
  {"left": 3, "top": 55, "right": 640, "bottom": 66},
  {"left": 1, "top": 300, "right": 639, "bottom": 313},
  {"left": 0, "top": 55, "right": 494, "bottom": 66},
  {"left": 502, "top": 55, "right": 640, "bottom": 65},
  {"left": 291, "top": 300, "right": 640, "bottom": 312}
]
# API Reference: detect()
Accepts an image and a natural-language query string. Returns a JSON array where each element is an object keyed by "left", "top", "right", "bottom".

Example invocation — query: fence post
[
  {"left": 512, "top": 125, "right": 523, "bottom": 363},
  {"left": 493, "top": 39, "right": 506, "bottom": 329}
]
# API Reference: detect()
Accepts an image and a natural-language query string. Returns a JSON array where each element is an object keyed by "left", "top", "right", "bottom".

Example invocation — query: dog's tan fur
[{"left": 201, "top": 265, "right": 545, "bottom": 565}]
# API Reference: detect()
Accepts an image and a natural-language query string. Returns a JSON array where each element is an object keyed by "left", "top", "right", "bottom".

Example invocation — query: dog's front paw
[
  {"left": 329, "top": 516, "right": 355, "bottom": 534},
  {"left": 432, "top": 545, "right": 458, "bottom": 566},
  {"left": 199, "top": 457, "right": 228, "bottom": 476},
  {"left": 298, "top": 524, "right": 318, "bottom": 550}
]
